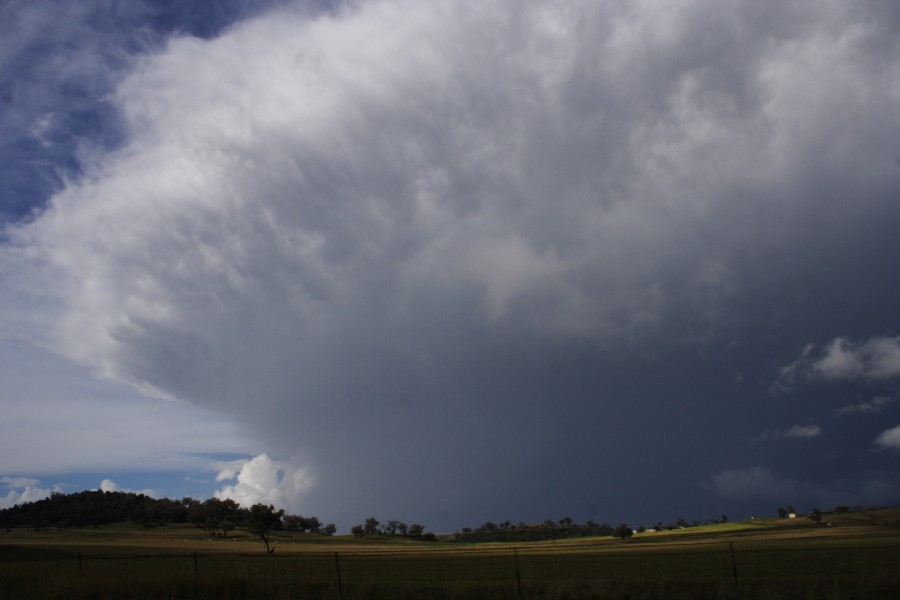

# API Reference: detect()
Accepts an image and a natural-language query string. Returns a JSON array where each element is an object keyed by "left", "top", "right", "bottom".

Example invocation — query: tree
[
  {"left": 282, "top": 514, "right": 304, "bottom": 532},
  {"left": 248, "top": 504, "right": 284, "bottom": 554},
  {"left": 408, "top": 523, "right": 425, "bottom": 537},
  {"left": 202, "top": 498, "right": 239, "bottom": 537},
  {"left": 321, "top": 522, "right": 336, "bottom": 536},
  {"left": 350, "top": 524, "right": 364, "bottom": 536},
  {"left": 614, "top": 524, "right": 633, "bottom": 539},
  {"left": 777, "top": 507, "right": 787, "bottom": 518},
  {"left": 384, "top": 519, "right": 406, "bottom": 535},
  {"left": 363, "top": 517, "right": 381, "bottom": 535}
]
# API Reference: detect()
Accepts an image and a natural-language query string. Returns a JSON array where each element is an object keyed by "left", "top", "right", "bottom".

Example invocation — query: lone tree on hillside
[{"left": 248, "top": 504, "right": 284, "bottom": 554}]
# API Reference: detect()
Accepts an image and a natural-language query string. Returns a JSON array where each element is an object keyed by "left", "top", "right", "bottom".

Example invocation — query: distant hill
[
  {"left": 0, "top": 490, "right": 201, "bottom": 529},
  {"left": 0, "top": 490, "right": 334, "bottom": 536}
]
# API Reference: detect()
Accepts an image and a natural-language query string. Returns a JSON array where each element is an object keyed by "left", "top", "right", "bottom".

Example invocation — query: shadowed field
[{"left": 2, "top": 510, "right": 899, "bottom": 599}]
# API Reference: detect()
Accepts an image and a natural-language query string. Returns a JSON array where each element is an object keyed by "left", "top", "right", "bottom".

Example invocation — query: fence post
[
  {"left": 514, "top": 547, "right": 523, "bottom": 600},
  {"left": 334, "top": 552, "right": 344, "bottom": 600},
  {"left": 729, "top": 542, "right": 740, "bottom": 587},
  {"left": 194, "top": 552, "right": 199, "bottom": 580}
]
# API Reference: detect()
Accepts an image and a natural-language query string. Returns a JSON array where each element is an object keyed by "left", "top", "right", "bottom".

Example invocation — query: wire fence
[{"left": 63, "top": 539, "right": 900, "bottom": 596}]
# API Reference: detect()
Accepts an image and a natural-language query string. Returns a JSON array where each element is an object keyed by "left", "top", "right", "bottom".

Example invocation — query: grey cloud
[{"left": 4, "top": 0, "right": 900, "bottom": 525}]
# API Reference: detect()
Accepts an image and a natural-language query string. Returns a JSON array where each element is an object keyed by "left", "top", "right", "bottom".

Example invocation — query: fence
[{"left": 51, "top": 539, "right": 900, "bottom": 599}]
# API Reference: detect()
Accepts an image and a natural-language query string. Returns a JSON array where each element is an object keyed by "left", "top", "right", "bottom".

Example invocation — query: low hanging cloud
[
  {"left": 775, "top": 336, "right": 900, "bottom": 392},
  {"left": 3, "top": 0, "right": 900, "bottom": 522}
]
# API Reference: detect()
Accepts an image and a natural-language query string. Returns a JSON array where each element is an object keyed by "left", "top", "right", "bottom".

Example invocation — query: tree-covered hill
[{"left": 0, "top": 490, "right": 334, "bottom": 536}]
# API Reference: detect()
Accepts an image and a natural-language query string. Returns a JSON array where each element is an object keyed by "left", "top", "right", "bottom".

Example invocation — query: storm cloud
[{"left": 4, "top": 0, "right": 900, "bottom": 526}]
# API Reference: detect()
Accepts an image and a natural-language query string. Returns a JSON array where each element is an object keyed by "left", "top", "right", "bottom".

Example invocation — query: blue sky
[{"left": 2, "top": 0, "right": 900, "bottom": 532}]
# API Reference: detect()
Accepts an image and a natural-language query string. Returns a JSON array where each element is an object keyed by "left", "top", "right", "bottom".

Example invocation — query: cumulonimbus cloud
[{"left": 4, "top": 0, "right": 900, "bottom": 519}]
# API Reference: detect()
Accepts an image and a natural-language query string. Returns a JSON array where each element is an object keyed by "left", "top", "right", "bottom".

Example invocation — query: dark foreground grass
[{"left": 2, "top": 531, "right": 900, "bottom": 599}]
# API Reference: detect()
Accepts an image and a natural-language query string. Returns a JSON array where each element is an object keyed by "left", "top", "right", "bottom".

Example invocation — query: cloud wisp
[
  {"left": 754, "top": 425, "right": 822, "bottom": 442},
  {"left": 835, "top": 396, "right": 895, "bottom": 417}
]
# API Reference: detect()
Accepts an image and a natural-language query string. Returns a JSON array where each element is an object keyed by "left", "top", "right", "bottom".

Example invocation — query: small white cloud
[
  {"left": 873, "top": 425, "right": 900, "bottom": 449},
  {"left": 783, "top": 425, "right": 822, "bottom": 439},
  {"left": 98, "top": 478, "right": 156, "bottom": 497},
  {"left": 214, "top": 453, "right": 313, "bottom": 513},
  {"left": 775, "top": 336, "right": 900, "bottom": 392},
  {"left": 0, "top": 476, "right": 51, "bottom": 509},
  {"left": 814, "top": 338, "right": 865, "bottom": 380}
]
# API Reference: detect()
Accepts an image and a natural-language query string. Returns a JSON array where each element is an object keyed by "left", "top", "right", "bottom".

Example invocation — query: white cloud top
[
  {"left": 214, "top": 453, "right": 313, "bottom": 513},
  {"left": 99, "top": 479, "right": 156, "bottom": 498},
  {"left": 0, "top": 476, "right": 54, "bottom": 509}
]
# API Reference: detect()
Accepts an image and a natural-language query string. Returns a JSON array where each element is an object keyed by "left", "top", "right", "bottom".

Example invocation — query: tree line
[
  {"left": 349, "top": 517, "right": 436, "bottom": 540},
  {"left": 450, "top": 518, "right": 618, "bottom": 543}
]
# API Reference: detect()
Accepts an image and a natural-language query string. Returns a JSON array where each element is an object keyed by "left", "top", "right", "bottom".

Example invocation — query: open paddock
[{"left": 2, "top": 521, "right": 899, "bottom": 599}]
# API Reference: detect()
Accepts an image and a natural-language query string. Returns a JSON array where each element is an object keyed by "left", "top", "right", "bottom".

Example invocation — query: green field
[{"left": 2, "top": 511, "right": 899, "bottom": 599}]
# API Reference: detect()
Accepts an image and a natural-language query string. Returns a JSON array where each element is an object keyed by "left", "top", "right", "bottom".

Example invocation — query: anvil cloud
[{"left": 3, "top": 0, "right": 900, "bottom": 528}]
